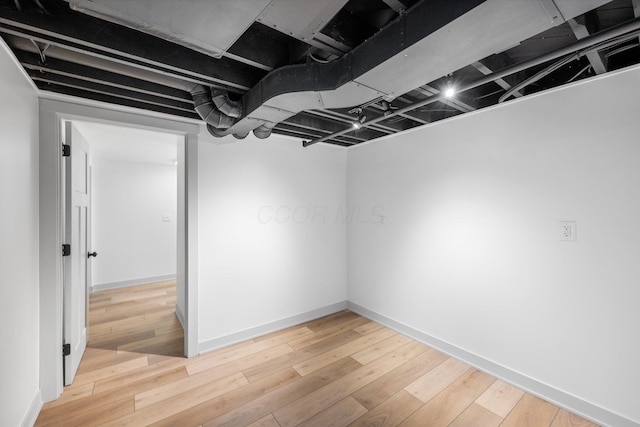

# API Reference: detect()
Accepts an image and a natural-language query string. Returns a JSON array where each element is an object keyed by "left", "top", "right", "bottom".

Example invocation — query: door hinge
[
  {"left": 62, "top": 244, "right": 71, "bottom": 257},
  {"left": 62, "top": 343, "right": 71, "bottom": 357},
  {"left": 62, "top": 144, "right": 70, "bottom": 157}
]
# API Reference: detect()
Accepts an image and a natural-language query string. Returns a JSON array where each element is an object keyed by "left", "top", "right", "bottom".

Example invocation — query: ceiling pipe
[
  {"left": 499, "top": 54, "right": 579, "bottom": 103},
  {"left": 206, "top": 124, "right": 227, "bottom": 137},
  {"left": 232, "top": 130, "right": 250, "bottom": 139},
  {"left": 567, "top": 64, "right": 592, "bottom": 83},
  {"left": 303, "top": 16, "right": 640, "bottom": 147},
  {"left": 499, "top": 31, "right": 640, "bottom": 103},
  {"left": 253, "top": 122, "right": 276, "bottom": 139}
]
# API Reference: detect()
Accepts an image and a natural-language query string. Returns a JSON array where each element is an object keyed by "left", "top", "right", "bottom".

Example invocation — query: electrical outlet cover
[{"left": 559, "top": 221, "right": 577, "bottom": 242}]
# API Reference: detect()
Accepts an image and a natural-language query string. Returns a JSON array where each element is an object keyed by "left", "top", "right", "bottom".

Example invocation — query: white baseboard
[
  {"left": 90, "top": 274, "right": 176, "bottom": 293},
  {"left": 21, "top": 389, "right": 42, "bottom": 427},
  {"left": 175, "top": 305, "right": 185, "bottom": 329},
  {"left": 198, "top": 301, "right": 348, "bottom": 355},
  {"left": 347, "top": 302, "right": 636, "bottom": 427}
]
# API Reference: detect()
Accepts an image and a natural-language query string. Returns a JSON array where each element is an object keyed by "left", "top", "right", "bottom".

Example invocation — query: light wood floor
[
  {"left": 36, "top": 282, "right": 599, "bottom": 427},
  {"left": 84, "top": 280, "right": 183, "bottom": 357}
]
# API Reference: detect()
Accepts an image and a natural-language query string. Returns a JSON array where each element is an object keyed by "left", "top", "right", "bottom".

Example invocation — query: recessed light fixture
[
  {"left": 352, "top": 108, "right": 366, "bottom": 129},
  {"left": 444, "top": 86, "right": 456, "bottom": 98},
  {"left": 444, "top": 73, "right": 456, "bottom": 98}
]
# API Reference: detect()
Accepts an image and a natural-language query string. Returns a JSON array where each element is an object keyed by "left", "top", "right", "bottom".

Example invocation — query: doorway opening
[{"left": 62, "top": 119, "right": 187, "bottom": 384}]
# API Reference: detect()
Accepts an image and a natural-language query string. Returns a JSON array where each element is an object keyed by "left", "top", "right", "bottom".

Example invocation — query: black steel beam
[
  {"left": 14, "top": 49, "right": 193, "bottom": 103},
  {"left": 0, "top": 23, "right": 245, "bottom": 93},
  {"left": 284, "top": 113, "right": 382, "bottom": 141},
  {"left": 273, "top": 123, "right": 358, "bottom": 145},
  {"left": 35, "top": 81, "right": 200, "bottom": 120},
  {"left": 28, "top": 69, "right": 195, "bottom": 112},
  {"left": 364, "top": 99, "right": 432, "bottom": 126},
  {"left": 33, "top": 80, "right": 200, "bottom": 121},
  {"left": 332, "top": 106, "right": 412, "bottom": 132},
  {"left": 0, "top": 0, "right": 265, "bottom": 90},
  {"left": 272, "top": 126, "right": 352, "bottom": 147},
  {"left": 308, "top": 108, "right": 399, "bottom": 136}
]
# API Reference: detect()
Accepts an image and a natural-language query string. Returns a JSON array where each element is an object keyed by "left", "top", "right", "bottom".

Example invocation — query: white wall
[
  {"left": 348, "top": 65, "right": 640, "bottom": 425},
  {"left": 0, "top": 41, "right": 41, "bottom": 426},
  {"left": 197, "top": 133, "right": 347, "bottom": 349},
  {"left": 91, "top": 157, "right": 177, "bottom": 288}
]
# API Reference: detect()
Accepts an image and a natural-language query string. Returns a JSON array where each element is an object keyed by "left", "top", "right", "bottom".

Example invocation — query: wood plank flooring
[
  {"left": 85, "top": 280, "right": 183, "bottom": 357},
  {"left": 36, "top": 282, "right": 600, "bottom": 426}
]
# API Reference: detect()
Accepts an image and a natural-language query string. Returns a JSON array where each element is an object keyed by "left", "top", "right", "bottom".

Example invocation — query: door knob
[{"left": 88, "top": 251, "right": 98, "bottom": 258}]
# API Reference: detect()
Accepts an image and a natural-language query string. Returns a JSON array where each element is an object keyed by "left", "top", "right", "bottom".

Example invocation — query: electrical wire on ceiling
[
  {"left": 475, "top": 88, "right": 506, "bottom": 100},
  {"left": 29, "top": 39, "right": 49, "bottom": 64},
  {"left": 34, "top": 0, "right": 49, "bottom": 14},
  {"left": 567, "top": 64, "right": 592, "bottom": 83},
  {"left": 498, "top": 54, "right": 578, "bottom": 103},
  {"left": 604, "top": 42, "right": 639, "bottom": 58},
  {"left": 417, "top": 108, "right": 457, "bottom": 113}
]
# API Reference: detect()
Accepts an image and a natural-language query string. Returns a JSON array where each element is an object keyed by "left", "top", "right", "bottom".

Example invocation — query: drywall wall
[
  {"left": 0, "top": 40, "right": 41, "bottom": 426},
  {"left": 91, "top": 157, "right": 177, "bottom": 289},
  {"left": 198, "top": 133, "right": 347, "bottom": 349},
  {"left": 347, "top": 65, "right": 640, "bottom": 425}
]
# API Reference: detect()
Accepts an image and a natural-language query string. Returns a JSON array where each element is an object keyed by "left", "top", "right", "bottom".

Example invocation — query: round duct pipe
[
  {"left": 212, "top": 90, "right": 243, "bottom": 118},
  {"left": 233, "top": 131, "right": 250, "bottom": 139},
  {"left": 253, "top": 122, "right": 276, "bottom": 139},
  {"left": 206, "top": 124, "right": 228, "bottom": 137},
  {"left": 206, "top": 124, "right": 250, "bottom": 140},
  {"left": 191, "top": 84, "right": 241, "bottom": 137}
]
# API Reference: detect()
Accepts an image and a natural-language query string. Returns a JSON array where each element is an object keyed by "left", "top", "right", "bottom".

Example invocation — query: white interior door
[{"left": 63, "top": 121, "right": 90, "bottom": 385}]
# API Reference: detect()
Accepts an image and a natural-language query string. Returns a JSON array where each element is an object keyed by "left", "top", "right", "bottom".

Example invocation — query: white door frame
[{"left": 39, "top": 97, "right": 200, "bottom": 402}]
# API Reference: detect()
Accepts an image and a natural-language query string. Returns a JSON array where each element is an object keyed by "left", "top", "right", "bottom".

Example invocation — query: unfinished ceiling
[{"left": 1, "top": 0, "right": 639, "bottom": 147}]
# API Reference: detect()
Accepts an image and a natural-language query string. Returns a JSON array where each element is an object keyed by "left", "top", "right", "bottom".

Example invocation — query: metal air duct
[
  {"left": 190, "top": 85, "right": 237, "bottom": 131},
  {"left": 208, "top": 0, "right": 612, "bottom": 140}
]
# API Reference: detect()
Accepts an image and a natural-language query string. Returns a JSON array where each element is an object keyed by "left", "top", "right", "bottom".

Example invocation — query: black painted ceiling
[{"left": 1, "top": 0, "right": 638, "bottom": 147}]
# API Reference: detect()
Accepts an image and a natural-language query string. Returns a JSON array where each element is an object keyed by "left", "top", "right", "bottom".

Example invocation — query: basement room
[{"left": 1, "top": 1, "right": 639, "bottom": 426}]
